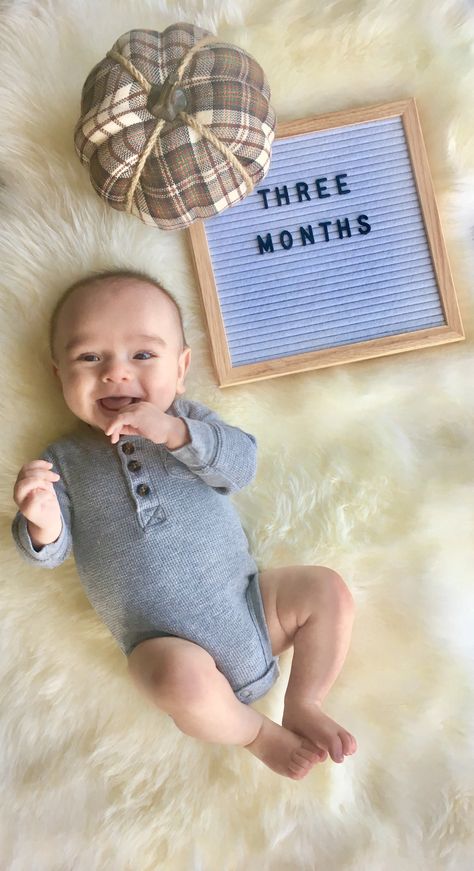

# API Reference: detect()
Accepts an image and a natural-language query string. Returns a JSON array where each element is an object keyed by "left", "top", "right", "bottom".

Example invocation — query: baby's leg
[
  {"left": 127, "top": 636, "right": 325, "bottom": 780},
  {"left": 258, "top": 565, "right": 357, "bottom": 763}
]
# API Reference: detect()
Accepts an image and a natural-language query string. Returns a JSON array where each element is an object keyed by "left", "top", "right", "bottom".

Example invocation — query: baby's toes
[
  {"left": 340, "top": 731, "right": 357, "bottom": 756},
  {"left": 299, "top": 739, "right": 326, "bottom": 764},
  {"left": 328, "top": 734, "right": 344, "bottom": 763}
]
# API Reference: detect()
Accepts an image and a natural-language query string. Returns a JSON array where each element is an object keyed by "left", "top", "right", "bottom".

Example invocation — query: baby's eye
[{"left": 75, "top": 352, "right": 157, "bottom": 362}]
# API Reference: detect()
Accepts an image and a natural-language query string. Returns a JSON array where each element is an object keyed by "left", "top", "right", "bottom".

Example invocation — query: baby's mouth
[{"left": 98, "top": 396, "right": 139, "bottom": 411}]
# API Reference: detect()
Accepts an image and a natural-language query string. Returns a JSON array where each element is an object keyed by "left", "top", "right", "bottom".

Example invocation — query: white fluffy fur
[{"left": 1, "top": 0, "right": 474, "bottom": 868}]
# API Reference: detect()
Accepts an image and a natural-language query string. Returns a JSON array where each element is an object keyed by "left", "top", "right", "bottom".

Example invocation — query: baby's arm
[
  {"left": 167, "top": 399, "right": 257, "bottom": 493},
  {"left": 11, "top": 450, "right": 73, "bottom": 567}
]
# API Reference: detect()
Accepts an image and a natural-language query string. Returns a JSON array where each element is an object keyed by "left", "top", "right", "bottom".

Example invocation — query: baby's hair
[{"left": 49, "top": 267, "right": 188, "bottom": 360}]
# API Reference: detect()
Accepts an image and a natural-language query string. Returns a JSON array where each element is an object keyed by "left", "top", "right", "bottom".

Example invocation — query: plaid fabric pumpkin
[{"left": 74, "top": 23, "right": 276, "bottom": 230}]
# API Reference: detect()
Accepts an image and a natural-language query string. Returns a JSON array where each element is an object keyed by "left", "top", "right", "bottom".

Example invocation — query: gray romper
[{"left": 11, "top": 397, "right": 280, "bottom": 704}]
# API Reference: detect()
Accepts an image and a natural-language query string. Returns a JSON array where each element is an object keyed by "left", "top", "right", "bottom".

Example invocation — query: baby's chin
[
  {"left": 62, "top": 404, "right": 110, "bottom": 433},
  {"left": 79, "top": 417, "right": 106, "bottom": 434}
]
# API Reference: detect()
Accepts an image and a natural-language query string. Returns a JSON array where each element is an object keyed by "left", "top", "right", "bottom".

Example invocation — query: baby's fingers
[
  {"left": 17, "top": 462, "right": 60, "bottom": 482},
  {"left": 22, "top": 484, "right": 56, "bottom": 502},
  {"left": 107, "top": 426, "right": 121, "bottom": 445},
  {"left": 13, "top": 474, "right": 59, "bottom": 501},
  {"left": 13, "top": 476, "right": 57, "bottom": 507},
  {"left": 23, "top": 470, "right": 60, "bottom": 482}
]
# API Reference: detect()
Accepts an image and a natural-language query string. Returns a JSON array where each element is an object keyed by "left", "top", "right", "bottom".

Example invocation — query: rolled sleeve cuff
[
  {"left": 167, "top": 417, "right": 218, "bottom": 469},
  {"left": 12, "top": 512, "right": 69, "bottom": 563}
]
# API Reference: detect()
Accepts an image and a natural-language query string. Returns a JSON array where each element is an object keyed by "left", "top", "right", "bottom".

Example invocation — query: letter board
[{"left": 188, "top": 99, "right": 464, "bottom": 387}]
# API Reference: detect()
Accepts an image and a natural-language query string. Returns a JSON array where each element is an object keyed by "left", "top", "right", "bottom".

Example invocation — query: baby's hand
[
  {"left": 13, "top": 460, "right": 62, "bottom": 532},
  {"left": 104, "top": 401, "right": 176, "bottom": 446}
]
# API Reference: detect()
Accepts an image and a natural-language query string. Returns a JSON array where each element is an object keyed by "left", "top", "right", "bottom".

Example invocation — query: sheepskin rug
[{"left": 1, "top": 1, "right": 474, "bottom": 868}]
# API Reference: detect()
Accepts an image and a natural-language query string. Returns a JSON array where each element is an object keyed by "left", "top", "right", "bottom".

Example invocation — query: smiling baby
[{"left": 11, "top": 269, "right": 357, "bottom": 780}]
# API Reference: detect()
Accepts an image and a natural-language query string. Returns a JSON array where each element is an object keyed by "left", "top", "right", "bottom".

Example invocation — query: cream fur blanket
[{"left": 1, "top": 1, "right": 474, "bottom": 869}]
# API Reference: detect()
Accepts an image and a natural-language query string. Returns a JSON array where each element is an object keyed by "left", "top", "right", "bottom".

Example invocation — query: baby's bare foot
[
  {"left": 243, "top": 714, "right": 327, "bottom": 779},
  {"left": 282, "top": 701, "right": 357, "bottom": 764}
]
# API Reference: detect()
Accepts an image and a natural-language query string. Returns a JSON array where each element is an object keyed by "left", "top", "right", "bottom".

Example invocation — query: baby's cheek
[
  {"left": 61, "top": 375, "right": 90, "bottom": 405},
  {"left": 66, "top": 368, "right": 90, "bottom": 387}
]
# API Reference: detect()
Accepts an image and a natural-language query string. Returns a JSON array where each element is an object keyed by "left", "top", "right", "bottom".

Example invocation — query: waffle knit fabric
[{"left": 11, "top": 396, "right": 280, "bottom": 704}]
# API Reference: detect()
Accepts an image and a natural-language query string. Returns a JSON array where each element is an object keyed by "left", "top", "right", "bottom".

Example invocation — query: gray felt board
[{"left": 204, "top": 116, "right": 444, "bottom": 367}]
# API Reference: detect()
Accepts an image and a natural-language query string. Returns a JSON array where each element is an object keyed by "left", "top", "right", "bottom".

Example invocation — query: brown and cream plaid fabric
[{"left": 74, "top": 23, "right": 276, "bottom": 230}]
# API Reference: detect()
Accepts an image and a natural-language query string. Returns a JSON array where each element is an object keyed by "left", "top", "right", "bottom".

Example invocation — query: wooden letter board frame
[{"left": 187, "top": 99, "right": 464, "bottom": 387}]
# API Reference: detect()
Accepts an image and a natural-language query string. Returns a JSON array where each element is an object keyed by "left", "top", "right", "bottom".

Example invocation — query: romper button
[
  {"left": 136, "top": 483, "right": 150, "bottom": 496},
  {"left": 122, "top": 442, "right": 135, "bottom": 455},
  {"left": 128, "top": 460, "right": 142, "bottom": 472}
]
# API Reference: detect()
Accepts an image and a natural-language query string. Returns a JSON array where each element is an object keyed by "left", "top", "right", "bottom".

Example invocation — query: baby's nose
[{"left": 101, "top": 360, "right": 132, "bottom": 380}]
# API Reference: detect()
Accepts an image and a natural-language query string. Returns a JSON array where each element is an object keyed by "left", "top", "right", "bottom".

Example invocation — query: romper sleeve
[
  {"left": 166, "top": 398, "right": 257, "bottom": 494},
  {"left": 11, "top": 447, "right": 73, "bottom": 568}
]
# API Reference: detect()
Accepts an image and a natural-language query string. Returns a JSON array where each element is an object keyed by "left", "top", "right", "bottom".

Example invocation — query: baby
[{"left": 11, "top": 269, "right": 357, "bottom": 780}]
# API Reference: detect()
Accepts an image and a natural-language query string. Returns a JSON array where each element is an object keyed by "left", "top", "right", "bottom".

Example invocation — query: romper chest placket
[{"left": 117, "top": 439, "right": 166, "bottom": 530}]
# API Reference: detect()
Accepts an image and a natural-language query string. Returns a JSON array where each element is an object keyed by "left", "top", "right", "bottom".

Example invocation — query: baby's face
[{"left": 51, "top": 278, "right": 191, "bottom": 433}]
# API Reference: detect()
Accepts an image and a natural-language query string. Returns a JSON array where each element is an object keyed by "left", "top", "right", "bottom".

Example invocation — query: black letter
[
  {"left": 336, "top": 218, "right": 352, "bottom": 239},
  {"left": 256, "top": 188, "right": 271, "bottom": 209},
  {"left": 318, "top": 220, "right": 332, "bottom": 241},
  {"left": 335, "top": 173, "right": 351, "bottom": 195},
  {"left": 296, "top": 181, "right": 311, "bottom": 202},
  {"left": 300, "top": 225, "right": 315, "bottom": 246},
  {"left": 279, "top": 230, "right": 293, "bottom": 250},
  {"left": 357, "top": 214, "right": 371, "bottom": 235},
  {"left": 257, "top": 233, "right": 274, "bottom": 254},
  {"left": 315, "top": 177, "right": 330, "bottom": 198},
  {"left": 275, "top": 185, "right": 290, "bottom": 207}
]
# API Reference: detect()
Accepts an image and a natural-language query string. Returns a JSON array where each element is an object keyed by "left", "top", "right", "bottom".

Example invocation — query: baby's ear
[
  {"left": 51, "top": 360, "right": 60, "bottom": 379},
  {"left": 176, "top": 347, "right": 191, "bottom": 394}
]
